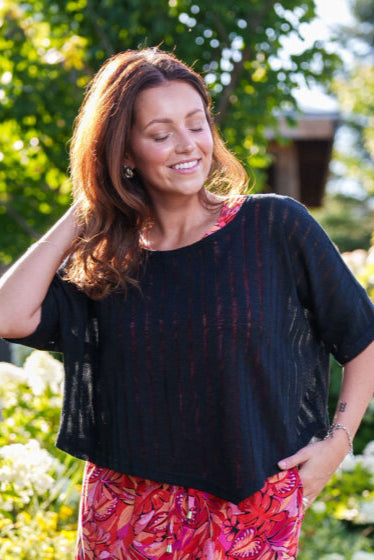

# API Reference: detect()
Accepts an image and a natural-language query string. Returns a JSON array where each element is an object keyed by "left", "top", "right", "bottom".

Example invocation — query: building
[{"left": 266, "top": 111, "right": 339, "bottom": 207}]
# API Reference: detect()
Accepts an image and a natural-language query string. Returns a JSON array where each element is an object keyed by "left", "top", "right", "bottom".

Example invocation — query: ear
[{"left": 123, "top": 152, "right": 135, "bottom": 170}]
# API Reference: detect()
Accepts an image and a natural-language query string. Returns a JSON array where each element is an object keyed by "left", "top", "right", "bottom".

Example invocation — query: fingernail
[{"left": 278, "top": 460, "right": 287, "bottom": 469}]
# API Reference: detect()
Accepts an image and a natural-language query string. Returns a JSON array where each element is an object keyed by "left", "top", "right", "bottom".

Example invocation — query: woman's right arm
[{"left": 0, "top": 206, "right": 79, "bottom": 339}]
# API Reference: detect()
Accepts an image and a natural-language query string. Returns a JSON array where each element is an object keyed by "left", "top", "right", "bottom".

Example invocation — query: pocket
[
  {"left": 295, "top": 466, "right": 304, "bottom": 491},
  {"left": 264, "top": 467, "right": 302, "bottom": 500},
  {"left": 295, "top": 467, "right": 307, "bottom": 514}
]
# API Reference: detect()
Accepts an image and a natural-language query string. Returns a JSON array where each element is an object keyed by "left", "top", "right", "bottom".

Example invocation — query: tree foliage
[
  {"left": 331, "top": 0, "right": 374, "bottom": 196},
  {"left": 0, "top": 0, "right": 339, "bottom": 264},
  {"left": 332, "top": 62, "right": 374, "bottom": 195},
  {"left": 310, "top": 192, "right": 374, "bottom": 252}
]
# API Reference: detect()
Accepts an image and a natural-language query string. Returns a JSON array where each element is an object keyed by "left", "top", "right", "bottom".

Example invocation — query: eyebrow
[{"left": 143, "top": 108, "right": 205, "bottom": 130}]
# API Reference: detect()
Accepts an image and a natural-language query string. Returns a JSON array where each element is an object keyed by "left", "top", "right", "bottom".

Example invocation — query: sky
[
  {"left": 280, "top": 0, "right": 368, "bottom": 197},
  {"left": 281, "top": 0, "right": 355, "bottom": 111},
  {"left": 312, "top": 0, "right": 354, "bottom": 35}
]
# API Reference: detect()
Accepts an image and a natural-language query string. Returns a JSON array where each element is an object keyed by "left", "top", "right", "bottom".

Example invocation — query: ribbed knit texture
[{"left": 8, "top": 194, "right": 374, "bottom": 503}]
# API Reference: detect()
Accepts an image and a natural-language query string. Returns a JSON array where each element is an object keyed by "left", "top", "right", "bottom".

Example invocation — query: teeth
[{"left": 172, "top": 160, "right": 198, "bottom": 170}]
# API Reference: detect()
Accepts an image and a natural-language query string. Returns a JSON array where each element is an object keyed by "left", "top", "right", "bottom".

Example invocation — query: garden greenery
[{"left": 0, "top": 351, "right": 82, "bottom": 558}]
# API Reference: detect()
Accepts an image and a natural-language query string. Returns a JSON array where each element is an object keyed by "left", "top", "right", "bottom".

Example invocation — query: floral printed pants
[{"left": 75, "top": 463, "right": 305, "bottom": 559}]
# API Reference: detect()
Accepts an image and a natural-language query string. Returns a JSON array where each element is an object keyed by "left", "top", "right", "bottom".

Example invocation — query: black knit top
[{"left": 8, "top": 195, "right": 374, "bottom": 504}]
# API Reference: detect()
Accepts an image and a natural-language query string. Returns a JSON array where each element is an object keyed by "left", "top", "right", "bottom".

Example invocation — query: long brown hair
[{"left": 65, "top": 47, "right": 248, "bottom": 299}]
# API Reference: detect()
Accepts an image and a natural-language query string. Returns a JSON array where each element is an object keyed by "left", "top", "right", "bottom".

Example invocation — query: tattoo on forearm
[{"left": 338, "top": 401, "right": 347, "bottom": 413}]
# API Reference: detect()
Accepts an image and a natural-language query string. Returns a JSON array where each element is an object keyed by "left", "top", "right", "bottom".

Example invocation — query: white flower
[
  {"left": 320, "top": 553, "right": 345, "bottom": 560},
  {"left": 340, "top": 453, "right": 359, "bottom": 472},
  {"left": 0, "top": 362, "right": 28, "bottom": 386},
  {"left": 362, "top": 455, "right": 374, "bottom": 476},
  {"left": 352, "top": 552, "right": 374, "bottom": 560},
  {"left": 367, "top": 247, "right": 374, "bottom": 265},
  {"left": 24, "top": 350, "right": 64, "bottom": 395},
  {"left": 355, "top": 501, "right": 374, "bottom": 524},
  {"left": 0, "top": 362, "right": 29, "bottom": 409},
  {"left": 311, "top": 500, "right": 326, "bottom": 514},
  {"left": 363, "top": 440, "right": 374, "bottom": 457},
  {"left": 0, "top": 439, "right": 61, "bottom": 505},
  {"left": 342, "top": 249, "right": 368, "bottom": 275}
]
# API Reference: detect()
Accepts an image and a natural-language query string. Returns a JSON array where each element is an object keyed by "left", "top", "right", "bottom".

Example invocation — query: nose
[{"left": 175, "top": 129, "right": 194, "bottom": 153}]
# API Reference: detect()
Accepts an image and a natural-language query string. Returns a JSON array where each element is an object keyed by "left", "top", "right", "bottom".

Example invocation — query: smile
[{"left": 170, "top": 159, "right": 199, "bottom": 170}]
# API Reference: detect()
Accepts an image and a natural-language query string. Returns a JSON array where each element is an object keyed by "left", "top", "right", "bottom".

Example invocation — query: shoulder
[
  {"left": 241, "top": 193, "right": 310, "bottom": 225},
  {"left": 239, "top": 194, "right": 329, "bottom": 251},
  {"left": 50, "top": 267, "right": 90, "bottom": 305},
  {"left": 243, "top": 193, "right": 305, "bottom": 211}
]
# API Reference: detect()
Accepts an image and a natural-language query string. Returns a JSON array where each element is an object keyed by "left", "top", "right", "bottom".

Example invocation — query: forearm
[
  {"left": 328, "top": 340, "right": 374, "bottom": 452},
  {"left": 0, "top": 205, "right": 79, "bottom": 338},
  {"left": 278, "top": 340, "right": 374, "bottom": 504}
]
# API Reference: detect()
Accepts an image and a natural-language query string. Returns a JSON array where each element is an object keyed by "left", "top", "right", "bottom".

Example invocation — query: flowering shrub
[
  {"left": 342, "top": 246, "right": 374, "bottom": 301},
  {"left": 0, "top": 439, "right": 59, "bottom": 510},
  {"left": 0, "top": 351, "right": 82, "bottom": 559},
  {"left": 299, "top": 442, "right": 374, "bottom": 559}
]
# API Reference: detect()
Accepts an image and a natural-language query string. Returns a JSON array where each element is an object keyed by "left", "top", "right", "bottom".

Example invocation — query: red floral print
[
  {"left": 76, "top": 464, "right": 305, "bottom": 559},
  {"left": 203, "top": 196, "right": 246, "bottom": 238}
]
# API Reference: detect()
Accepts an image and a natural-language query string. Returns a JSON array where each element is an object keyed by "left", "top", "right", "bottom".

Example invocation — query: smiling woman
[
  {"left": 125, "top": 82, "right": 214, "bottom": 208},
  {"left": 65, "top": 48, "right": 247, "bottom": 296},
  {"left": 1, "top": 47, "right": 374, "bottom": 560}
]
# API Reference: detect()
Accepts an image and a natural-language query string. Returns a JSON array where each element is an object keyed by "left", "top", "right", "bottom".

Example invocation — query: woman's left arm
[{"left": 278, "top": 339, "right": 374, "bottom": 506}]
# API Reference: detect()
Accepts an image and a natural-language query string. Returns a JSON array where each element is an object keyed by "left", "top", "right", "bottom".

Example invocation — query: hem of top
[
  {"left": 55, "top": 443, "right": 280, "bottom": 505},
  {"left": 336, "top": 321, "right": 374, "bottom": 365}
]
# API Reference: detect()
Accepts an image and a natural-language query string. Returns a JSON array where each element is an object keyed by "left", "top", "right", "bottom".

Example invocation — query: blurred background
[{"left": 0, "top": 1, "right": 374, "bottom": 558}]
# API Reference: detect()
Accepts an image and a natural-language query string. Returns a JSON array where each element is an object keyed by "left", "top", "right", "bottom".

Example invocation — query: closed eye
[{"left": 153, "top": 135, "right": 170, "bottom": 142}]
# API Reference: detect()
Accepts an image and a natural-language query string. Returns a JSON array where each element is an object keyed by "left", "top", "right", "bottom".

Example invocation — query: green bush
[
  {"left": 299, "top": 445, "right": 374, "bottom": 559},
  {"left": 0, "top": 351, "right": 83, "bottom": 559}
]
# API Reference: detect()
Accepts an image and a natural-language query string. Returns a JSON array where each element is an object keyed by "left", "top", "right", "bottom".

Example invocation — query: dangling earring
[{"left": 123, "top": 165, "right": 134, "bottom": 179}]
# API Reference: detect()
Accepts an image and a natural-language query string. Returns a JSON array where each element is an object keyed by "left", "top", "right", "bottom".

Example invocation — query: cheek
[
  {"left": 134, "top": 142, "right": 170, "bottom": 169},
  {"left": 201, "top": 130, "right": 214, "bottom": 155}
]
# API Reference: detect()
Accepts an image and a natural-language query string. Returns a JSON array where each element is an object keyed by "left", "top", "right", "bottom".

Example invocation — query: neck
[{"left": 144, "top": 190, "right": 224, "bottom": 251}]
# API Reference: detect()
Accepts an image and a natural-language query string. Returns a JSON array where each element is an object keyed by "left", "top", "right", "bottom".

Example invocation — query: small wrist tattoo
[{"left": 338, "top": 401, "right": 347, "bottom": 413}]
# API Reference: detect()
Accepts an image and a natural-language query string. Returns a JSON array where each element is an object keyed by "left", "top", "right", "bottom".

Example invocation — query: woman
[{"left": 1, "top": 47, "right": 374, "bottom": 559}]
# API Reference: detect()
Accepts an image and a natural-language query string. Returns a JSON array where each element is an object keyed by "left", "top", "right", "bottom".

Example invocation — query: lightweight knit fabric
[
  {"left": 7, "top": 194, "right": 374, "bottom": 504},
  {"left": 75, "top": 197, "right": 305, "bottom": 559}
]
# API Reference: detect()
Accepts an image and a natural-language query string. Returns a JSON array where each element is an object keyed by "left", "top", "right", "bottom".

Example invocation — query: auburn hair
[{"left": 65, "top": 47, "right": 249, "bottom": 298}]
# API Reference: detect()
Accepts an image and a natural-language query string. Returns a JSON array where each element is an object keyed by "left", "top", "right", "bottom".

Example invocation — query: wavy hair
[{"left": 65, "top": 47, "right": 249, "bottom": 298}]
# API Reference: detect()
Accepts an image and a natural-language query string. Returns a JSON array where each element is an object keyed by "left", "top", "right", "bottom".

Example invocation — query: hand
[{"left": 278, "top": 434, "right": 349, "bottom": 507}]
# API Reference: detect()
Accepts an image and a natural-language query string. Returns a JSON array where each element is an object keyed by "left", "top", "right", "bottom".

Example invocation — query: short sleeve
[
  {"left": 283, "top": 197, "right": 374, "bottom": 365},
  {"left": 3, "top": 272, "right": 77, "bottom": 353}
]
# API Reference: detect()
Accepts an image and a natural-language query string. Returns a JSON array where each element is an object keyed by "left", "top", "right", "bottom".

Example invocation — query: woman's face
[{"left": 126, "top": 80, "right": 214, "bottom": 203}]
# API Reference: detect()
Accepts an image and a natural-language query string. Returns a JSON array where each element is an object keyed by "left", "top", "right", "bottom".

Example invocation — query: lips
[{"left": 170, "top": 159, "right": 199, "bottom": 170}]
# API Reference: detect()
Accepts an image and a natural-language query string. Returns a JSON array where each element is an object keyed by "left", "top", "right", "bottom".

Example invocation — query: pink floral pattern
[
  {"left": 76, "top": 197, "right": 305, "bottom": 558},
  {"left": 203, "top": 196, "right": 246, "bottom": 237},
  {"left": 76, "top": 465, "right": 305, "bottom": 559}
]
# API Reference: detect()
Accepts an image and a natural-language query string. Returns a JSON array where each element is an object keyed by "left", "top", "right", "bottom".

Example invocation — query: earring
[{"left": 123, "top": 165, "right": 134, "bottom": 179}]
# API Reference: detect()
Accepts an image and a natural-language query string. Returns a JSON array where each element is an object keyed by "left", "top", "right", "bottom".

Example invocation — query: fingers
[
  {"left": 278, "top": 446, "right": 311, "bottom": 470},
  {"left": 278, "top": 440, "right": 341, "bottom": 504}
]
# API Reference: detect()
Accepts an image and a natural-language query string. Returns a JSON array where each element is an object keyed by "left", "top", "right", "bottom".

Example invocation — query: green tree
[
  {"left": 0, "top": 0, "right": 339, "bottom": 264},
  {"left": 310, "top": 192, "right": 374, "bottom": 252},
  {"left": 331, "top": 0, "right": 374, "bottom": 196},
  {"left": 332, "top": 65, "right": 374, "bottom": 195}
]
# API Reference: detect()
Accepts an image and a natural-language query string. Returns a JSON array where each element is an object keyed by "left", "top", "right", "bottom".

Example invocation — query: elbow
[{"left": 0, "top": 309, "right": 41, "bottom": 339}]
